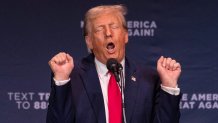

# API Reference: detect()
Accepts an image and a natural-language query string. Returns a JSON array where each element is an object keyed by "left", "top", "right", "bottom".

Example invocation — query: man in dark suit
[{"left": 46, "top": 5, "right": 182, "bottom": 123}]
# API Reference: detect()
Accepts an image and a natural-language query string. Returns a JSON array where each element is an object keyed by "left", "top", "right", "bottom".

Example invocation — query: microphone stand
[{"left": 118, "top": 67, "right": 127, "bottom": 123}]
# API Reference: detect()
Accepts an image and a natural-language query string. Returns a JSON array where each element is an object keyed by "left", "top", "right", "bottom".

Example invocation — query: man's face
[{"left": 85, "top": 13, "right": 128, "bottom": 64}]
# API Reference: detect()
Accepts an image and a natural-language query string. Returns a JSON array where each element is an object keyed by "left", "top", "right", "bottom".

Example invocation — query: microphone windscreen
[{"left": 106, "top": 58, "right": 118, "bottom": 72}]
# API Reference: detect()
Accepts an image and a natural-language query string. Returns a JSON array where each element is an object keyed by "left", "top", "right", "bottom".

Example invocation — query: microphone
[
  {"left": 106, "top": 58, "right": 126, "bottom": 123},
  {"left": 106, "top": 58, "right": 122, "bottom": 82}
]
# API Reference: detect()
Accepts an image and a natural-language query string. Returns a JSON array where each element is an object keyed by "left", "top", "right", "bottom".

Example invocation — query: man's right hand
[{"left": 48, "top": 52, "right": 74, "bottom": 81}]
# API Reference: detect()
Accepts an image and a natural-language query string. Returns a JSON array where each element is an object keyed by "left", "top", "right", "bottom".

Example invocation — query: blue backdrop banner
[{"left": 1, "top": 0, "right": 218, "bottom": 123}]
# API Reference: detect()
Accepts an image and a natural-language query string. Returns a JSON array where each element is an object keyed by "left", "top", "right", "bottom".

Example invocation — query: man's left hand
[{"left": 157, "top": 56, "right": 182, "bottom": 88}]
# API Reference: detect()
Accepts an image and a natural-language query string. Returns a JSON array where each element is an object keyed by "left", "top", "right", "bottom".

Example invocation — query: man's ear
[
  {"left": 85, "top": 35, "right": 93, "bottom": 49},
  {"left": 125, "top": 31, "right": 129, "bottom": 44}
]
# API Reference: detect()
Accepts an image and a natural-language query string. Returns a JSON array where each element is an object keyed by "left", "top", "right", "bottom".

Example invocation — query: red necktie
[{"left": 108, "top": 72, "right": 122, "bottom": 123}]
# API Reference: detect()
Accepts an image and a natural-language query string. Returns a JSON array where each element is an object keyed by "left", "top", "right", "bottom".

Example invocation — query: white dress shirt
[{"left": 54, "top": 58, "right": 180, "bottom": 123}]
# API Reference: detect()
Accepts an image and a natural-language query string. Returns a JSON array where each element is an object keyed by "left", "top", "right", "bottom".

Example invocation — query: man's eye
[
  {"left": 95, "top": 27, "right": 104, "bottom": 32},
  {"left": 111, "top": 25, "right": 119, "bottom": 29}
]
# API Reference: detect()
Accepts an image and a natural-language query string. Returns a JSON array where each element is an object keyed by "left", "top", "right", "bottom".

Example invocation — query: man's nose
[{"left": 105, "top": 26, "right": 112, "bottom": 38}]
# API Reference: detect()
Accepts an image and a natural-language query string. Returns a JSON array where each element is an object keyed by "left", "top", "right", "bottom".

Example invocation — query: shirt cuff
[
  {"left": 53, "top": 78, "right": 71, "bottom": 86},
  {"left": 161, "top": 84, "right": 180, "bottom": 96}
]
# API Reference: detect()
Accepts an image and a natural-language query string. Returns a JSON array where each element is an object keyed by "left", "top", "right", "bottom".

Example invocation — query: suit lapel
[
  {"left": 79, "top": 54, "right": 106, "bottom": 123},
  {"left": 124, "top": 58, "right": 139, "bottom": 123}
]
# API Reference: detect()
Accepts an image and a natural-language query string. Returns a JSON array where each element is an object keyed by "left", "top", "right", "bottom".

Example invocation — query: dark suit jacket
[{"left": 46, "top": 54, "right": 181, "bottom": 123}]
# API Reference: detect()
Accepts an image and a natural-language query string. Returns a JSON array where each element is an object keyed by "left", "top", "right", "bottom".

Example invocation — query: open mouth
[
  {"left": 106, "top": 42, "right": 115, "bottom": 53},
  {"left": 107, "top": 42, "right": 115, "bottom": 49}
]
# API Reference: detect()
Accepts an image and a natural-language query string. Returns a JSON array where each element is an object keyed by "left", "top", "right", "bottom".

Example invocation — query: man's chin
[{"left": 106, "top": 54, "right": 118, "bottom": 60}]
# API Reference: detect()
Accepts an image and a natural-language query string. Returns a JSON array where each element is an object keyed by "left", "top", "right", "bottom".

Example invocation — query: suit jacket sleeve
[
  {"left": 152, "top": 85, "right": 181, "bottom": 123},
  {"left": 46, "top": 76, "right": 74, "bottom": 123}
]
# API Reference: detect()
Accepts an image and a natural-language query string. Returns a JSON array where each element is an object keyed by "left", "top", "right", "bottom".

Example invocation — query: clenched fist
[
  {"left": 48, "top": 52, "right": 74, "bottom": 81},
  {"left": 157, "top": 56, "right": 182, "bottom": 88}
]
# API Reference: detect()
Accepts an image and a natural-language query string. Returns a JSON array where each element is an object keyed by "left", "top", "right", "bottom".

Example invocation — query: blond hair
[{"left": 83, "top": 4, "right": 127, "bottom": 36}]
